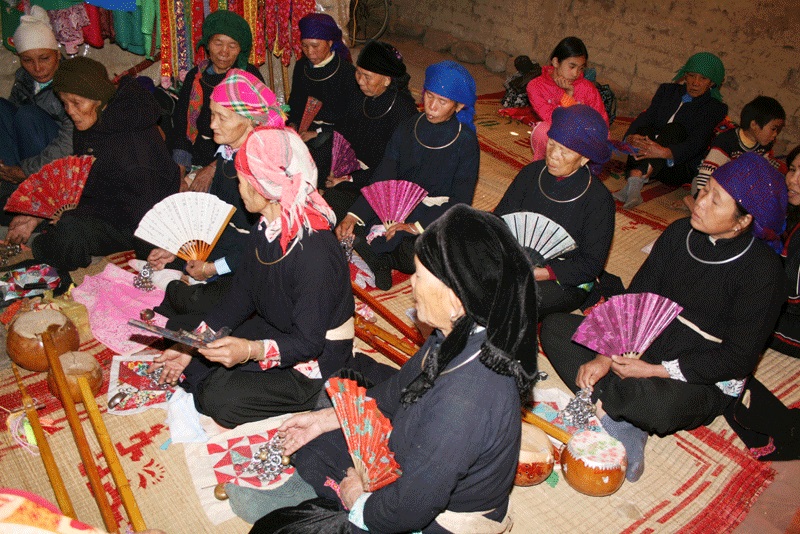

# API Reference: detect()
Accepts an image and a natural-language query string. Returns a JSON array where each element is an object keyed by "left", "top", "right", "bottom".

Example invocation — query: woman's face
[
  {"left": 422, "top": 90, "right": 464, "bottom": 124},
  {"left": 209, "top": 101, "right": 253, "bottom": 149},
  {"left": 59, "top": 92, "right": 102, "bottom": 131},
  {"left": 207, "top": 34, "right": 241, "bottom": 73},
  {"left": 691, "top": 178, "right": 749, "bottom": 238},
  {"left": 786, "top": 154, "right": 800, "bottom": 207},
  {"left": 411, "top": 257, "right": 461, "bottom": 334},
  {"left": 19, "top": 48, "right": 59, "bottom": 84},
  {"left": 355, "top": 66, "right": 390, "bottom": 98},
  {"left": 545, "top": 138, "right": 589, "bottom": 177},
  {"left": 237, "top": 174, "right": 269, "bottom": 214},
  {"left": 301, "top": 39, "right": 333, "bottom": 65},
  {"left": 551, "top": 55, "right": 586, "bottom": 82},
  {"left": 684, "top": 72, "right": 714, "bottom": 98}
]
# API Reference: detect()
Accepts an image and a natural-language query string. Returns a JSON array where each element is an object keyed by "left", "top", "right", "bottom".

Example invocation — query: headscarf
[
  {"left": 422, "top": 60, "right": 477, "bottom": 131},
  {"left": 712, "top": 152, "right": 787, "bottom": 253},
  {"left": 196, "top": 10, "right": 253, "bottom": 70},
  {"left": 298, "top": 13, "right": 352, "bottom": 64},
  {"left": 52, "top": 57, "right": 116, "bottom": 107},
  {"left": 549, "top": 104, "right": 611, "bottom": 175},
  {"left": 401, "top": 205, "right": 538, "bottom": 405},
  {"left": 13, "top": 6, "right": 58, "bottom": 53},
  {"left": 211, "top": 69, "right": 288, "bottom": 128},
  {"left": 356, "top": 40, "right": 411, "bottom": 95},
  {"left": 673, "top": 52, "right": 725, "bottom": 102},
  {"left": 235, "top": 128, "right": 336, "bottom": 253}
]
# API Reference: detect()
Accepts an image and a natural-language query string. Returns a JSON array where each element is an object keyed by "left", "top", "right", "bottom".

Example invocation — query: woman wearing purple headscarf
[{"left": 541, "top": 152, "right": 787, "bottom": 482}]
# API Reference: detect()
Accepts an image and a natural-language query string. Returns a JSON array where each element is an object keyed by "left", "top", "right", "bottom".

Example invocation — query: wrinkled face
[
  {"left": 545, "top": 138, "right": 589, "bottom": 177},
  {"left": 209, "top": 101, "right": 252, "bottom": 149},
  {"left": 691, "top": 178, "right": 746, "bottom": 238},
  {"left": 19, "top": 48, "right": 59, "bottom": 84},
  {"left": 422, "top": 90, "right": 463, "bottom": 124},
  {"left": 751, "top": 118, "right": 784, "bottom": 147},
  {"left": 59, "top": 92, "right": 102, "bottom": 131},
  {"left": 552, "top": 55, "right": 586, "bottom": 82},
  {"left": 786, "top": 154, "right": 800, "bottom": 207},
  {"left": 301, "top": 39, "right": 333, "bottom": 65},
  {"left": 237, "top": 173, "right": 269, "bottom": 214},
  {"left": 355, "top": 66, "right": 390, "bottom": 98},
  {"left": 207, "top": 34, "right": 241, "bottom": 73},
  {"left": 411, "top": 257, "right": 456, "bottom": 332},
  {"left": 684, "top": 72, "right": 714, "bottom": 98}
]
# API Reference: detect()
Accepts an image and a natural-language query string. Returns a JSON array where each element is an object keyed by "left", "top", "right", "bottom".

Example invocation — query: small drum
[
  {"left": 515, "top": 421, "right": 556, "bottom": 486},
  {"left": 6, "top": 309, "right": 80, "bottom": 372},
  {"left": 561, "top": 430, "right": 627, "bottom": 496},
  {"left": 46, "top": 351, "right": 103, "bottom": 403}
]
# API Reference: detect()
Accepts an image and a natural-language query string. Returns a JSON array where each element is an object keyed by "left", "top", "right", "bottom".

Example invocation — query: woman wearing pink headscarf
[{"left": 151, "top": 128, "right": 354, "bottom": 428}]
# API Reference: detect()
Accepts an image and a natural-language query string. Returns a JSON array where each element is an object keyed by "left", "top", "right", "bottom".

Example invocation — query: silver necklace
[
  {"left": 685, "top": 229, "right": 754, "bottom": 265},
  {"left": 413, "top": 114, "right": 461, "bottom": 150},
  {"left": 538, "top": 165, "right": 591, "bottom": 203},
  {"left": 303, "top": 54, "right": 340, "bottom": 82},
  {"left": 363, "top": 92, "right": 397, "bottom": 120}
]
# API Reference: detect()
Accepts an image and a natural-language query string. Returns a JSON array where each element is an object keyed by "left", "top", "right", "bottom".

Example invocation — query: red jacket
[{"left": 526, "top": 65, "right": 609, "bottom": 125}]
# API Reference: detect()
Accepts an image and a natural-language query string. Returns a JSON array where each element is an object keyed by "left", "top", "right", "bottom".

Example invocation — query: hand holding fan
[
  {"left": 331, "top": 131, "right": 361, "bottom": 177},
  {"left": 571, "top": 292, "right": 683, "bottom": 358},
  {"left": 326, "top": 377, "right": 401, "bottom": 491},
  {"left": 501, "top": 212, "right": 577, "bottom": 266},
  {"left": 361, "top": 180, "right": 428, "bottom": 231},
  {"left": 298, "top": 97, "right": 322, "bottom": 135},
  {"left": 5, "top": 155, "right": 94, "bottom": 219},
  {"left": 134, "top": 192, "right": 236, "bottom": 262}
]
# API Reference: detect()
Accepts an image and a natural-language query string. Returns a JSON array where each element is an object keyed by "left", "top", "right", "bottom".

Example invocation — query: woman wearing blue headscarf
[{"left": 336, "top": 60, "right": 480, "bottom": 290}]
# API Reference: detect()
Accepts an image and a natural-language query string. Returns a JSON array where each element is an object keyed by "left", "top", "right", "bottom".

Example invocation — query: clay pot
[
  {"left": 6, "top": 309, "right": 80, "bottom": 372},
  {"left": 46, "top": 351, "right": 103, "bottom": 404},
  {"left": 561, "top": 430, "right": 627, "bottom": 497},
  {"left": 515, "top": 422, "right": 556, "bottom": 486}
]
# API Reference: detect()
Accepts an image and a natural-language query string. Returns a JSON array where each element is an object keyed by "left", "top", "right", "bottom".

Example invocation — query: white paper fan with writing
[{"left": 501, "top": 212, "right": 576, "bottom": 263}]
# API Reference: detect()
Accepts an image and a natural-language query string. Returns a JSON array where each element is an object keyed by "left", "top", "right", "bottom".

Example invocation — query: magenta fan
[
  {"left": 361, "top": 180, "right": 428, "bottom": 230},
  {"left": 571, "top": 292, "right": 683, "bottom": 358},
  {"left": 325, "top": 377, "right": 402, "bottom": 492},
  {"left": 331, "top": 131, "right": 361, "bottom": 177}
]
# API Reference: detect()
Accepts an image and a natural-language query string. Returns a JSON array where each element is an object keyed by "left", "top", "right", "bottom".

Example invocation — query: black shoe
[{"left": 53, "top": 270, "right": 73, "bottom": 297}]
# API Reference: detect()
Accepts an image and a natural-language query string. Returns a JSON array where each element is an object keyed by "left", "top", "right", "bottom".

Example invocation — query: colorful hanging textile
[
  {"left": 47, "top": 3, "right": 89, "bottom": 55},
  {"left": 86, "top": 0, "right": 136, "bottom": 13}
]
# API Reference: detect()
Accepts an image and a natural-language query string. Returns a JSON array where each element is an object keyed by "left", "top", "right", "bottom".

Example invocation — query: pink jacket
[{"left": 526, "top": 65, "right": 609, "bottom": 125}]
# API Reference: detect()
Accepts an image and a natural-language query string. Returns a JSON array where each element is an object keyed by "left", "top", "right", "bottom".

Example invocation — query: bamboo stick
[
  {"left": 354, "top": 320, "right": 411, "bottom": 367},
  {"left": 521, "top": 409, "right": 573, "bottom": 445},
  {"left": 77, "top": 377, "right": 147, "bottom": 532},
  {"left": 282, "top": 63, "right": 290, "bottom": 107},
  {"left": 11, "top": 363, "right": 75, "bottom": 517},
  {"left": 267, "top": 52, "right": 275, "bottom": 93},
  {"left": 352, "top": 282, "right": 425, "bottom": 346},
  {"left": 355, "top": 316, "right": 417, "bottom": 356},
  {"left": 43, "top": 329, "right": 119, "bottom": 533}
]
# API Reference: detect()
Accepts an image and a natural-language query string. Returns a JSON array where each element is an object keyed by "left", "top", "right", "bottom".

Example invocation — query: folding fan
[
  {"left": 501, "top": 212, "right": 577, "bottom": 265},
  {"left": 298, "top": 96, "right": 322, "bottom": 134},
  {"left": 5, "top": 155, "right": 94, "bottom": 219},
  {"left": 571, "top": 292, "right": 683, "bottom": 358},
  {"left": 331, "top": 131, "right": 361, "bottom": 177},
  {"left": 325, "top": 377, "right": 402, "bottom": 491},
  {"left": 361, "top": 180, "right": 428, "bottom": 230},
  {"left": 134, "top": 192, "right": 236, "bottom": 262}
]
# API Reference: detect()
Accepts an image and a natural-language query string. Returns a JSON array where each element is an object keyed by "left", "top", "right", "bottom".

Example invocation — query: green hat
[
  {"left": 673, "top": 52, "right": 725, "bottom": 102},
  {"left": 52, "top": 57, "right": 116, "bottom": 107},
  {"left": 197, "top": 10, "right": 252, "bottom": 70}
]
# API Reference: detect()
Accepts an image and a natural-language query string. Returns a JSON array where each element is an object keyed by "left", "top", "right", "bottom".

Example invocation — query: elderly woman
[
  {"left": 542, "top": 153, "right": 787, "bottom": 482},
  {"left": 6, "top": 57, "right": 179, "bottom": 286},
  {"left": 150, "top": 69, "right": 287, "bottom": 321},
  {"left": 336, "top": 60, "right": 480, "bottom": 290},
  {"left": 495, "top": 104, "right": 614, "bottom": 317},
  {"left": 152, "top": 128, "right": 354, "bottom": 428},
  {"left": 614, "top": 52, "right": 728, "bottom": 209},
  {"left": 247, "top": 204, "right": 537, "bottom": 532},
  {"left": 287, "top": 13, "right": 359, "bottom": 142},
  {"left": 168, "top": 10, "right": 264, "bottom": 192}
]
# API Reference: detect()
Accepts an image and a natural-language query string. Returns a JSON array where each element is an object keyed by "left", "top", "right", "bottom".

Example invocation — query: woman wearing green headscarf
[
  {"left": 613, "top": 52, "right": 728, "bottom": 209},
  {"left": 167, "top": 10, "right": 265, "bottom": 193}
]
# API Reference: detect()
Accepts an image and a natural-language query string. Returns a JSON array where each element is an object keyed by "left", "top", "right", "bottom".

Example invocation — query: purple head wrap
[
  {"left": 298, "top": 13, "right": 352, "bottom": 63},
  {"left": 423, "top": 61, "right": 477, "bottom": 131},
  {"left": 548, "top": 105, "right": 611, "bottom": 175},
  {"left": 712, "top": 152, "right": 787, "bottom": 253}
]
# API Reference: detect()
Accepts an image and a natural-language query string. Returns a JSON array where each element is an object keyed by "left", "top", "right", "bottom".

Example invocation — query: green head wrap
[
  {"left": 673, "top": 52, "right": 725, "bottom": 102},
  {"left": 197, "top": 10, "right": 252, "bottom": 69}
]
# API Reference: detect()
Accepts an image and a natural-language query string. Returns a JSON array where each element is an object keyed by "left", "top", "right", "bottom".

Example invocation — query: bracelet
[
  {"left": 201, "top": 263, "right": 209, "bottom": 278},
  {"left": 241, "top": 341, "right": 252, "bottom": 364}
]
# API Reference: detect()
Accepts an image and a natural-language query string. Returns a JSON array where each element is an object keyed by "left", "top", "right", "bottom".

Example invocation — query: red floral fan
[
  {"left": 331, "top": 131, "right": 360, "bottom": 177},
  {"left": 361, "top": 180, "right": 428, "bottom": 230},
  {"left": 325, "top": 377, "right": 402, "bottom": 491},
  {"left": 5, "top": 155, "right": 94, "bottom": 219},
  {"left": 571, "top": 292, "right": 683, "bottom": 358},
  {"left": 298, "top": 96, "right": 322, "bottom": 134}
]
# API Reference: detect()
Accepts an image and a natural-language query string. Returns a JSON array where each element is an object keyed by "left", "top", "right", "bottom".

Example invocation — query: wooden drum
[
  {"left": 561, "top": 430, "right": 627, "bottom": 496},
  {"left": 47, "top": 351, "right": 103, "bottom": 403},
  {"left": 515, "top": 421, "right": 557, "bottom": 486},
  {"left": 6, "top": 309, "right": 81, "bottom": 372}
]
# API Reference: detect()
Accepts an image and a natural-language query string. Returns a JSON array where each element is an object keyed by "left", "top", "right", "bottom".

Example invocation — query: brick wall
[{"left": 390, "top": 0, "right": 800, "bottom": 153}]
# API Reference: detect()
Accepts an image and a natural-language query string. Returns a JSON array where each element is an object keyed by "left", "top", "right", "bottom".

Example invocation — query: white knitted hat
[{"left": 13, "top": 6, "right": 58, "bottom": 54}]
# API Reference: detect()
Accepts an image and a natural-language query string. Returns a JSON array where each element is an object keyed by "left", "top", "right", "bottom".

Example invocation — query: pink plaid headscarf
[
  {"left": 211, "top": 69, "right": 287, "bottom": 128},
  {"left": 235, "top": 128, "right": 336, "bottom": 253}
]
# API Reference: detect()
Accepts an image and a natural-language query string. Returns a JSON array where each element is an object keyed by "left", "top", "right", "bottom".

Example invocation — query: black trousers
[
  {"left": 537, "top": 280, "right": 588, "bottom": 318},
  {"left": 540, "top": 313, "right": 733, "bottom": 436},
  {"left": 625, "top": 123, "right": 694, "bottom": 186}
]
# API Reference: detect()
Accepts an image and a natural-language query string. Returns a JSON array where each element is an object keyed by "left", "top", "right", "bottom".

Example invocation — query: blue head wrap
[
  {"left": 423, "top": 61, "right": 477, "bottom": 131},
  {"left": 298, "top": 13, "right": 352, "bottom": 63}
]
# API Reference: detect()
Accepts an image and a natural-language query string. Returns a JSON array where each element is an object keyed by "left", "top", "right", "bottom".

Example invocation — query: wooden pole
[
  {"left": 282, "top": 63, "right": 290, "bottom": 107},
  {"left": 267, "top": 52, "right": 276, "bottom": 93},
  {"left": 352, "top": 282, "right": 425, "bottom": 346},
  {"left": 78, "top": 377, "right": 147, "bottom": 532},
  {"left": 43, "top": 329, "right": 118, "bottom": 533},
  {"left": 11, "top": 363, "right": 75, "bottom": 518},
  {"left": 354, "top": 318, "right": 412, "bottom": 367},
  {"left": 521, "top": 409, "right": 573, "bottom": 445}
]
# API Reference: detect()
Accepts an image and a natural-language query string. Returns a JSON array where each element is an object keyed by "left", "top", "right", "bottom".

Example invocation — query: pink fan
[
  {"left": 571, "top": 292, "right": 683, "bottom": 358},
  {"left": 331, "top": 131, "right": 360, "bottom": 177},
  {"left": 361, "top": 180, "right": 428, "bottom": 230}
]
